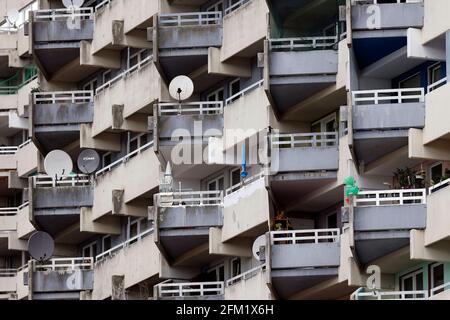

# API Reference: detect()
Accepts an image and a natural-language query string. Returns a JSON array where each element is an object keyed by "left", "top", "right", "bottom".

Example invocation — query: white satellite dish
[
  {"left": 44, "top": 150, "right": 73, "bottom": 178},
  {"left": 62, "top": 0, "right": 85, "bottom": 8},
  {"left": 252, "top": 235, "right": 266, "bottom": 261},
  {"left": 6, "top": 9, "right": 19, "bottom": 26},
  {"left": 169, "top": 76, "right": 194, "bottom": 102}
]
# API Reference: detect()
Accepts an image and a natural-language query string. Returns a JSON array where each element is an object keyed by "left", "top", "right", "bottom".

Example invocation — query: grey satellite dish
[
  {"left": 44, "top": 150, "right": 73, "bottom": 178},
  {"left": 169, "top": 76, "right": 194, "bottom": 102},
  {"left": 252, "top": 235, "right": 266, "bottom": 261},
  {"left": 63, "top": 0, "right": 85, "bottom": 8},
  {"left": 77, "top": 149, "right": 100, "bottom": 174},
  {"left": 28, "top": 231, "right": 55, "bottom": 262}
]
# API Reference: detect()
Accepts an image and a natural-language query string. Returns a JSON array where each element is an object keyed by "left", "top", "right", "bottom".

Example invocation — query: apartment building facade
[{"left": 0, "top": 0, "right": 449, "bottom": 300}]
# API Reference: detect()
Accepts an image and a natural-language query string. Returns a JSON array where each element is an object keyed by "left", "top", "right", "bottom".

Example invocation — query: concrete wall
[
  {"left": 33, "top": 20, "right": 94, "bottom": 42},
  {"left": 422, "top": 0, "right": 450, "bottom": 44},
  {"left": 92, "top": 147, "right": 160, "bottom": 221},
  {"left": 92, "top": 63, "right": 169, "bottom": 137},
  {"left": 353, "top": 103, "right": 425, "bottom": 131},
  {"left": 269, "top": 50, "right": 338, "bottom": 77},
  {"left": 92, "top": 234, "right": 160, "bottom": 300},
  {"left": 0, "top": 155, "right": 17, "bottom": 171},
  {"left": 159, "top": 206, "right": 223, "bottom": 229},
  {"left": 0, "top": 276, "right": 16, "bottom": 293},
  {"left": 352, "top": 3, "right": 424, "bottom": 30},
  {"left": 224, "top": 270, "right": 272, "bottom": 300},
  {"left": 271, "top": 242, "right": 340, "bottom": 269},
  {"left": 158, "top": 114, "right": 223, "bottom": 139},
  {"left": 16, "top": 267, "right": 28, "bottom": 300},
  {"left": 424, "top": 186, "right": 450, "bottom": 246},
  {"left": 354, "top": 205, "right": 426, "bottom": 232},
  {"left": 33, "top": 186, "right": 93, "bottom": 209},
  {"left": 16, "top": 141, "right": 39, "bottom": 177},
  {"left": 271, "top": 147, "right": 340, "bottom": 173},
  {"left": 17, "top": 204, "right": 35, "bottom": 239},
  {"left": 423, "top": 84, "right": 450, "bottom": 144},
  {"left": 222, "top": 178, "right": 269, "bottom": 242},
  {"left": 159, "top": 25, "right": 222, "bottom": 49},
  {"left": 0, "top": 215, "right": 17, "bottom": 232},
  {"left": 221, "top": 0, "right": 268, "bottom": 61},
  {"left": 33, "top": 102, "right": 93, "bottom": 125},
  {"left": 33, "top": 270, "right": 93, "bottom": 292}
]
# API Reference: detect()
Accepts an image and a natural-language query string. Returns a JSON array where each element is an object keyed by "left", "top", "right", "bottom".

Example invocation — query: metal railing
[
  {"left": 95, "top": 228, "right": 154, "bottom": 263},
  {"left": 18, "top": 139, "right": 32, "bottom": 150},
  {"left": 225, "top": 79, "right": 264, "bottom": 105},
  {"left": 354, "top": 189, "right": 427, "bottom": 207},
  {"left": 430, "top": 282, "right": 450, "bottom": 297},
  {"left": 157, "top": 190, "right": 223, "bottom": 207},
  {"left": 271, "top": 132, "right": 338, "bottom": 148},
  {"left": 34, "top": 7, "right": 93, "bottom": 21},
  {"left": 429, "top": 177, "right": 450, "bottom": 194},
  {"left": 427, "top": 77, "right": 447, "bottom": 93},
  {"left": 226, "top": 264, "right": 266, "bottom": 286},
  {"left": 33, "top": 257, "right": 94, "bottom": 271},
  {"left": 0, "top": 75, "right": 38, "bottom": 95},
  {"left": 158, "top": 101, "right": 223, "bottom": 116},
  {"left": 352, "top": 88, "right": 425, "bottom": 105},
  {"left": 352, "top": 288, "right": 428, "bottom": 300},
  {"left": 0, "top": 207, "right": 19, "bottom": 216},
  {"left": 156, "top": 281, "right": 224, "bottom": 298},
  {"left": 95, "top": 55, "right": 152, "bottom": 95},
  {"left": 159, "top": 12, "right": 222, "bottom": 27},
  {"left": 95, "top": 0, "right": 114, "bottom": 11},
  {"left": 269, "top": 36, "right": 338, "bottom": 51},
  {"left": 0, "top": 146, "right": 19, "bottom": 155},
  {"left": 225, "top": 172, "right": 264, "bottom": 196},
  {"left": 225, "top": 0, "right": 250, "bottom": 15},
  {"left": 270, "top": 228, "right": 340, "bottom": 245},
  {"left": 32, "top": 175, "right": 90, "bottom": 188},
  {"left": 18, "top": 202, "right": 29, "bottom": 211},
  {"left": 0, "top": 269, "right": 17, "bottom": 277},
  {"left": 34, "top": 90, "right": 93, "bottom": 104},
  {"left": 95, "top": 141, "right": 154, "bottom": 178},
  {"left": 352, "top": 0, "right": 423, "bottom": 4}
]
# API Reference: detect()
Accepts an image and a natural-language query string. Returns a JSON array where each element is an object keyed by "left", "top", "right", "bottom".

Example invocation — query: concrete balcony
[
  {"left": 92, "top": 57, "right": 168, "bottom": 137},
  {"left": 351, "top": 1, "right": 424, "bottom": 31},
  {"left": 351, "top": 287, "right": 428, "bottom": 300},
  {"left": 352, "top": 88, "right": 425, "bottom": 165},
  {"left": 91, "top": 0, "right": 157, "bottom": 54},
  {"left": 0, "top": 76, "right": 37, "bottom": 116},
  {"left": 353, "top": 189, "right": 427, "bottom": 265},
  {"left": 31, "top": 8, "right": 94, "bottom": 80},
  {"left": 422, "top": 83, "right": 450, "bottom": 144},
  {"left": 16, "top": 140, "right": 40, "bottom": 178},
  {"left": 0, "top": 146, "right": 18, "bottom": 171},
  {"left": 0, "top": 207, "right": 18, "bottom": 232},
  {"left": 30, "top": 175, "right": 93, "bottom": 237},
  {"left": 16, "top": 203, "right": 35, "bottom": 239},
  {"left": 225, "top": 264, "right": 272, "bottom": 300},
  {"left": 154, "top": 281, "right": 224, "bottom": 300},
  {"left": 222, "top": 173, "right": 269, "bottom": 242},
  {"left": 92, "top": 228, "right": 159, "bottom": 300},
  {"left": 154, "top": 190, "right": 223, "bottom": 264},
  {"left": 31, "top": 258, "right": 94, "bottom": 300},
  {"left": 0, "top": 269, "right": 17, "bottom": 295},
  {"left": 221, "top": 0, "right": 268, "bottom": 61},
  {"left": 31, "top": 90, "right": 94, "bottom": 153},
  {"left": 153, "top": 11, "right": 223, "bottom": 79},
  {"left": 267, "top": 229, "right": 341, "bottom": 299},
  {"left": 266, "top": 37, "right": 338, "bottom": 115},
  {"left": 92, "top": 141, "right": 159, "bottom": 221}
]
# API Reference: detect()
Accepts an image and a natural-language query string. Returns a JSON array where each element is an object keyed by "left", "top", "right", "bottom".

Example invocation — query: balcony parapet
[{"left": 154, "top": 280, "right": 224, "bottom": 300}]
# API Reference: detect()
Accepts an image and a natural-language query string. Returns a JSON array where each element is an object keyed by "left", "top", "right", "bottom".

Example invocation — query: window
[
  {"left": 429, "top": 162, "right": 443, "bottom": 185},
  {"left": 398, "top": 73, "right": 421, "bottom": 89},
  {"left": 127, "top": 217, "right": 151, "bottom": 244},
  {"left": 229, "top": 78, "right": 241, "bottom": 98},
  {"left": 208, "top": 2, "right": 224, "bottom": 13},
  {"left": 128, "top": 48, "right": 150, "bottom": 69},
  {"left": 400, "top": 269, "right": 424, "bottom": 299},
  {"left": 230, "top": 258, "right": 241, "bottom": 278},
  {"left": 428, "top": 63, "right": 443, "bottom": 86},
  {"left": 102, "top": 235, "right": 112, "bottom": 252},
  {"left": 102, "top": 70, "right": 112, "bottom": 84},
  {"left": 207, "top": 87, "right": 225, "bottom": 102},
  {"left": 83, "top": 78, "right": 98, "bottom": 92},
  {"left": 82, "top": 241, "right": 98, "bottom": 258},
  {"left": 430, "top": 263, "right": 444, "bottom": 295},
  {"left": 102, "top": 152, "right": 112, "bottom": 168},
  {"left": 207, "top": 263, "right": 225, "bottom": 282},
  {"left": 128, "top": 133, "right": 148, "bottom": 154},
  {"left": 208, "top": 176, "right": 225, "bottom": 192},
  {"left": 230, "top": 168, "right": 241, "bottom": 187},
  {"left": 312, "top": 113, "right": 337, "bottom": 146}
]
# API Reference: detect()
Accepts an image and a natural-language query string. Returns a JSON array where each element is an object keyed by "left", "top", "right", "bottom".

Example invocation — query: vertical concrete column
[{"left": 111, "top": 275, "right": 125, "bottom": 300}]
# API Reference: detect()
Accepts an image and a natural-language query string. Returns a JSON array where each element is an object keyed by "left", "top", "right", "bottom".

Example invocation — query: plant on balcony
[{"left": 393, "top": 168, "right": 425, "bottom": 189}]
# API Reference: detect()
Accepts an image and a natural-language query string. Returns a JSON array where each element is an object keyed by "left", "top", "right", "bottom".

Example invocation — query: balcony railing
[
  {"left": 225, "top": 172, "right": 264, "bottom": 196},
  {"left": 352, "top": 88, "right": 425, "bottom": 105},
  {"left": 351, "top": 288, "right": 428, "bottom": 300},
  {"left": 95, "top": 0, "right": 114, "bottom": 11},
  {"left": 32, "top": 175, "right": 91, "bottom": 188},
  {"left": 355, "top": 189, "right": 427, "bottom": 207},
  {"left": 427, "top": 77, "right": 447, "bottom": 93},
  {"left": 18, "top": 139, "right": 32, "bottom": 150},
  {"left": 225, "top": 79, "right": 264, "bottom": 105},
  {"left": 157, "top": 101, "right": 223, "bottom": 116},
  {"left": 95, "top": 227, "right": 154, "bottom": 263},
  {"left": 429, "top": 177, "right": 450, "bottom": 194},
  {"left": 352, "top": 0, "right": 422, "bottom": 4},
  {"left": 34, "top": 90, "right": 93, "bottom": 104},
  {"left": 271, "top": 132, "right": 338, "bottom": 148},
  {"left": 226, "top": 263, "right": 266, "bottom": 286},
  {"left": 18, "top": 202, "right": 29, "bottom": 210},
  {"left": 95, "top": 141, "right": 154, "bottom": 178},
  {"left": 0, "top": 207, "right": 19, "bottom": 216},
  {"left": 156, "top": 281, "right": 224, "bottom": 298},
  {"left": 430, "top": 282, "right": 450, "bottom": 297},
  {"left": 0, "top": 75, "right": 38, "bottom": 95},
  {"left": 0, "top": 269, "right": 17, "bottom": 278},
  {"left": 34, "top": 8, "right": 93, "bottom": 21},
  {"left": 157, "top": 190, "right": 223, "bottom": 207},
  {"left": 270, "top": 229, "right": 340, "bottom": 245},
  {"left": 95, "top": 55, "right": 153, "bottom": 95},
  {"left": 0, "top": 147, "right": 19, "bottom": 155},
  {"left": 33, "top": 257, "right": 94, "bottom": 271},
  {"left": 159, "top": 12, "right": 222, "bottom": 27},
  {"left": 225, "top": 0, "right": 250, "bottom": 15},
  {"left": 269, "top": 36, "right": 338, "bottom": 52}
]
